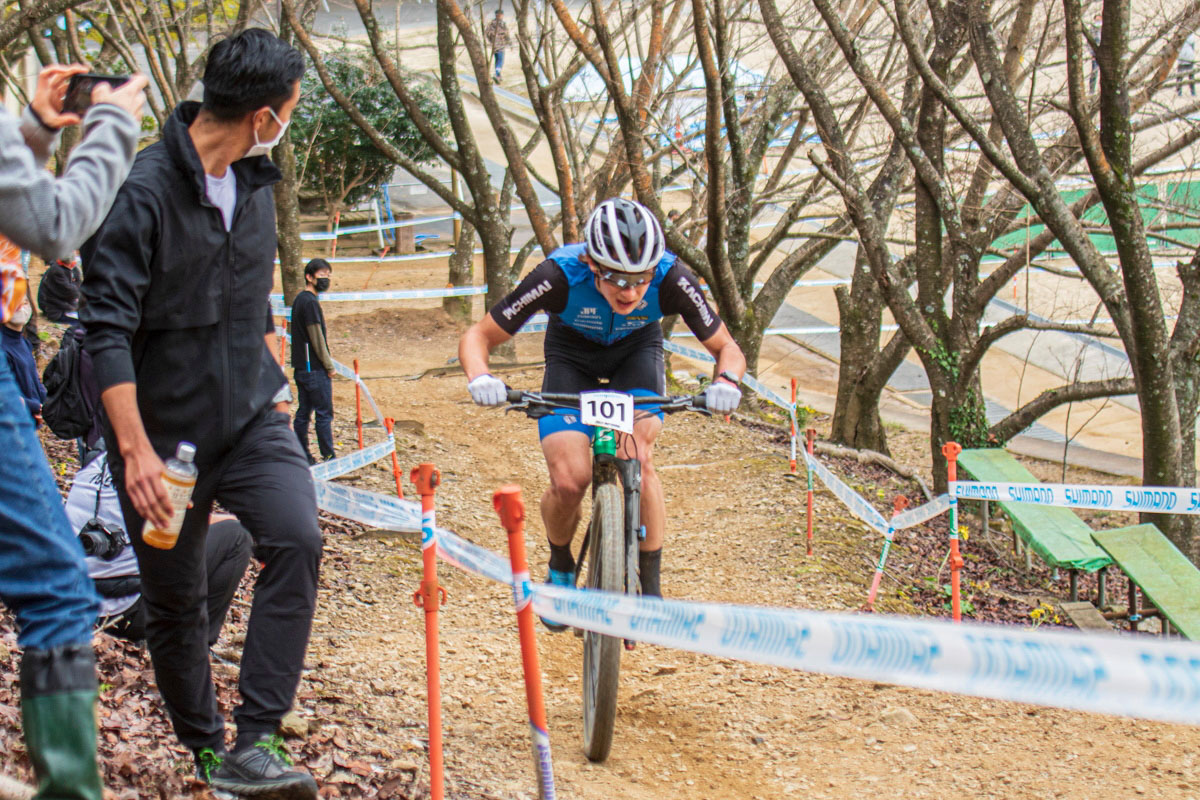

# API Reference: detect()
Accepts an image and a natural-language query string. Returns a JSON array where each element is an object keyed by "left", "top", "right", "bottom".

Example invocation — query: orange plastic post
[
  {"left": 805, "top": 428, "right": 816, "bottom": 557},
  {"left": 384, "top": 418, "right": 404, "bottom": 500},
  {"left": 411, "top": 464, "right": 445, "bottom": 800},
  {"left": 330, "top": 209, "right": 341, "bottom": 257},
  {"left": 942, "top": 442, "right": 964, "bottom": 623},
  {"left": 865, "top": 496, "right": 910, "bottom": 611},
  {"left": 494, "top": 486, "right": 556, "bottom": 800},
  {"left": 789, "top": 379, "right": 798, "bottom": 474},
  {"left": 354, "top": 358, "right": 364, "bottom": 451}
]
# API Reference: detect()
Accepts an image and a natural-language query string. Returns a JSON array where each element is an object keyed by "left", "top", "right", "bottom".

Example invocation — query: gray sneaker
[{"left": 210, "top": 734, "right": 317, "bottom": 799}]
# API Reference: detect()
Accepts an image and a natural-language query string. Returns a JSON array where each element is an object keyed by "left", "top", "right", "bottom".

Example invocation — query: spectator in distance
[
  {"left": 486, "top": 8, "right": 511, "bottom": 82},
  {"left": 291, "top": 258, "right": 336, "bottom": 464}
]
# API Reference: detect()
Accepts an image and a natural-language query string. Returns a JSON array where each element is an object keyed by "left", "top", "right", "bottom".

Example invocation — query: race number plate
[{"left": 580, "top": 391, "right": 634, "bottom": 434}]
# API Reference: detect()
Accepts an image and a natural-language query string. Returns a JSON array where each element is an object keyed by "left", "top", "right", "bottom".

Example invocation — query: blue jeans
[
  {"left": 494, "top": 49, "right": 505, "bottom": 76},
  {"left": 294, "top": 369, "right": 335, "bottom": 461},
  {"left": 0, "top": 355, "right": 98, "bottom": 650}
]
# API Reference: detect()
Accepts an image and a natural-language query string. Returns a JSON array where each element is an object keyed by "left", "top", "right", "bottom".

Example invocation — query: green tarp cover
[
  {"left": 1092, "top": 524, "right": 1200, "bottom": 640},
  {"left": 957, "top": 448, "right": 1112, "bottom": 573}
]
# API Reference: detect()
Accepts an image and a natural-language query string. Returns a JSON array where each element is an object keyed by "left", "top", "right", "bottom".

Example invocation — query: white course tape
[
  {"left": 331, "top": 358, "right": 385, "bottom": 426},
  {"left": 435, "top": 526, "right": 514, "bottom": 586},
  {"left": 300, "top": 215, "right": 457, "bottom": 240},
  {"left": 803, "top": 451, "right": 889, "bottom": 533},
  {"left": 270, "top": 286, "right": 486, "bottom": 310},
  {"left": 528, "top": 584, "right": 1200, "bottom": 727},
  {"left": 953, "top": 481, "right": 1200, "bottom": 515},
  {"left": 892, "top": 494, "right": 953, "bottom": 531},
  {"left": 314, "top": 480, "right": 423, "bottom": 531},
  {"left": 310, "top": 436, "right": 396, "bottom": 481},
  {"left": 660, "top": 340, "right": 794, "bottom": 412}
]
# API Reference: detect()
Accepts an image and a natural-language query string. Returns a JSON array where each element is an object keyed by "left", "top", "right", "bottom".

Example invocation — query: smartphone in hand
[{"left": 63, "top": 73, "right": 131, "bottom": 115}]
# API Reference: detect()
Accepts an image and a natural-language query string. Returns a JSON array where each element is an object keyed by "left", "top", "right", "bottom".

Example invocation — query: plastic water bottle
[{"left": 142, "top": 442, "right": 198, "bottom": 550}]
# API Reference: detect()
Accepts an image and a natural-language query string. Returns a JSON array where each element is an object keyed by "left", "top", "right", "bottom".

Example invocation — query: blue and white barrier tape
[
  {"left": 892, "top": 494, "right": 954, "bottom": 530},
  {"left": 270, "top": 286, "right": 486, "bottom": 310},
  {"left": 314, "top": 479, "right": 423, "bottom": 531},
  {"left": 300, "top": 215, "right": 457, "bottom": 240},
  {"left": 952, "top": 481, "right": 1200, "bottom": 515},
  {"left": 803, "top": 451, "right": 889, "bottom": 533},
  {"left": 309, "top": 473, "right": 1200, "bottom": 726},
  {"left": 529, "top": 584, "right": 1200, "bottom": 727},
  {"left": 311, "top": 436, "right": 396, "bottom": 481},
  {"left": 331, "top": 358, "right": 385, "bottom": 426}
]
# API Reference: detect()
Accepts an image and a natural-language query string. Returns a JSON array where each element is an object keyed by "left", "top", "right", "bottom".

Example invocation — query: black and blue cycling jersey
[
  {"left": 489, "top": 244, "right": 724, "bottom": 439},
  {"left": 490, "top": 244, "right": 722, "bottom": 344}
]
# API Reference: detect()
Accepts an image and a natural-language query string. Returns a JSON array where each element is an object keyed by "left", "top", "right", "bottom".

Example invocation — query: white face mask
[
  {"left": 10, "top": 304, "right": 31, "bottom": 327},
  {"left": 244, "top": 106, "right": 289, "bottom": 159}
]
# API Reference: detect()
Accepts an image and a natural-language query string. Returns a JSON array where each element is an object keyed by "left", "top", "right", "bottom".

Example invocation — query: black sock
[
  {"left": 234, "top": 730, "right": 267, "bottom": 753},
  {"left": 639, "top": 548, "right": 662, "bottom": 598},
  {"left": 548, "top": 541, "right": 575, "bottom": 574}
]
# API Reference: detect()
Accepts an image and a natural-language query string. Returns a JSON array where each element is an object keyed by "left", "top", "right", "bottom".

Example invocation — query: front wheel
[{"left": 582, "top": 476, "right": 624, "bottom": 762}]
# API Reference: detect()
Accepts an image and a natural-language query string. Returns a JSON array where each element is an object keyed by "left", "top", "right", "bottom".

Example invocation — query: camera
[
  {"left": 62, "top": 73, "right": 131, "bottom": 115},
  {"left": 78, "top": 517, "right": 128, "bottom": 561}
]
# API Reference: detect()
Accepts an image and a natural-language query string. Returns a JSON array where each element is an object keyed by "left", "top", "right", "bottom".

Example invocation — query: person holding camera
[
  {"left": 66, "top": 450, "right": 252, "bottom": 645},
  {"left": 0, "top": 61, "right": 147, "bottom": 800}
]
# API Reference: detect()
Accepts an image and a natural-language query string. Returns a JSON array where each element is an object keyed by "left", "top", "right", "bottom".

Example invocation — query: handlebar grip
[
  {"left": 692, "top": 392, "right": 708, "bottom": 410},
  {"left": 506, "top": 389, "right": 525, "bottom": 403}
]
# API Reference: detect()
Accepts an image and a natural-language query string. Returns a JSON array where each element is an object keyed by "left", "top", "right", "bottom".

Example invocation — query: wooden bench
[
  {"left": 958, "top": 448, "right": 1112, "bottom": 602},
  {"left": 1092, "top": 524, "right": 1200, "bottom": 639}
]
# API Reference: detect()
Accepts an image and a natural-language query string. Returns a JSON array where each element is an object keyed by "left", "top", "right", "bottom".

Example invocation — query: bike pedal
[{"left": 624, "top": 639, "right": 636, "bottom": 651}]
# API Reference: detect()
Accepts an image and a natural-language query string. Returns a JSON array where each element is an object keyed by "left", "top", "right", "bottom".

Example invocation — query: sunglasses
[{"left": 596, "top": 269, "right": 655, "bottom": 289}]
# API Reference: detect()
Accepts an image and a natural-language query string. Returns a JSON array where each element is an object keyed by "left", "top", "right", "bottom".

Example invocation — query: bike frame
[{"left": 589, "top": 428, "right": 643, "bottom": 597}]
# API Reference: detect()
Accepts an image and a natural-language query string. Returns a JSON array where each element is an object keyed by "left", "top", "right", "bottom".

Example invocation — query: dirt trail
[{"left": 304, "top": 305, "right": 1200, "bottom": 800}]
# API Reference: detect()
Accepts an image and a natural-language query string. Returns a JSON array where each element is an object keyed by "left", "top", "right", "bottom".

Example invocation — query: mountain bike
[{"left": 505, "top": 389, "right": 708, "bottom": 761}]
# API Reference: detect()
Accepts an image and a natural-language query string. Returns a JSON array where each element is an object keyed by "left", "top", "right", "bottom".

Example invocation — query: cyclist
[{"left": 459, "top": 198, "right": 745, "bottom": 625}]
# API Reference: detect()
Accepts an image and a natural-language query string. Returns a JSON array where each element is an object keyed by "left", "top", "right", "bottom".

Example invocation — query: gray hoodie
[{"left": 0, "top": 104, "right": 138, "bottom": 262}]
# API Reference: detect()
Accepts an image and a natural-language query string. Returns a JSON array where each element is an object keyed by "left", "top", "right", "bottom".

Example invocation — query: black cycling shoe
[{"left": 210, "top": 734, "right": 317, "bottom": 799}]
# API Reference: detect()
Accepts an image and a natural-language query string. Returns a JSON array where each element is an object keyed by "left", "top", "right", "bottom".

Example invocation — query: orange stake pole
[
  {"left": 865, "top": 496, "right": 910, "bottom": 611},
  {"left": 330, "top": 209, "right": 341, "bottom": 258},
  {"left": 805, "top": 428, "right": 816, "bottom": 557},
  {"left": 494, "top": 486, "right": 556, "bottom": 800},
  {"left": 789, "top": 379, "right": 798, "bottom": 474},
  {"left": 942, "top": 442, "right": 964, "bottom": 623},
  {"left": 384, "top": 418, "right": 404, "bottom": 499},
  {"left": 354, "top": 358, "right": 364, "bottom": 451},
  {"left": 411, "top": 464, "right": 445, "bottom": 800},
  {"left": 278, "top": 317, "right": 287, "bottom": 366}
]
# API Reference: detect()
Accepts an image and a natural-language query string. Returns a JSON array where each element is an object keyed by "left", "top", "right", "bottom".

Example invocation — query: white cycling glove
[
  {"left": 468, "top": 373, "right": 508, "bottom": 406},
  {"left": 705, "top": 380, "right": 742, "bottom": 414}
]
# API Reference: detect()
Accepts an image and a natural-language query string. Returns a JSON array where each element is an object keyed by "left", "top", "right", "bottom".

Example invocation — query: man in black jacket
[{"left": 81, "top": 29, "right": 321, "bottom": 799}]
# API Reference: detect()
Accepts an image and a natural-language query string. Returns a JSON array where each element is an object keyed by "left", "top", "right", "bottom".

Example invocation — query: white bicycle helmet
[{"left": 583, "top": 198, "right": 666, "bottom": 273}]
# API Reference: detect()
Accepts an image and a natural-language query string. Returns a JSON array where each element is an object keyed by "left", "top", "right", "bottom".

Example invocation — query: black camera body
[{"left": 78, "top": 517, "right": 128, "bottom": 561}]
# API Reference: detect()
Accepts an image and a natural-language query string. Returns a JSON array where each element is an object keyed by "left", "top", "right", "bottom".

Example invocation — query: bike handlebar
[{"left": 504, "top": 389, "right": 708, "bottom": 415}]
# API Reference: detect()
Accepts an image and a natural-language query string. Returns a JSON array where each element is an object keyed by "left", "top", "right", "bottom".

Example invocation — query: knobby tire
[{"left": 582, "top": 475, "right": 623, "bottom": 762}]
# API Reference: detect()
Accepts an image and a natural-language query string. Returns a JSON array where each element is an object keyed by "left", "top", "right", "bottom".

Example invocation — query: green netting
[
  {"left": 958, "top": 448, "right": 1112, "bottom": 573},
  {"left": 1092, "top": 524, "right": 1200, "bottom": 640}
]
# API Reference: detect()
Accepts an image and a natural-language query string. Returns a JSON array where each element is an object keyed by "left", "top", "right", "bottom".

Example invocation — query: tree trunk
[
  {"left": 831, "top": 255, "right": 892, "bottom": 453},
  {"left": 274, "top": 135, "right": 305, "bottom": 305},
  {"left": 443, "top": 219, "right": 476, "bottom": 322}
]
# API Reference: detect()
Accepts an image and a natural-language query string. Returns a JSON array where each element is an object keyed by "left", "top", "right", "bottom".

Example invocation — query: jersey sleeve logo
[
  {"left": 501, "top": 279, "right": 553, "bottom": 320},
  {"left": 677, "top": 276, "right": 714, "bottom": 327}
]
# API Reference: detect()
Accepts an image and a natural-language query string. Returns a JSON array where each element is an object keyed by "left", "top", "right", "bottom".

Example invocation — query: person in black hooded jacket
[{"left": 81, "top": 29, "right": 322, "bottom": 799}]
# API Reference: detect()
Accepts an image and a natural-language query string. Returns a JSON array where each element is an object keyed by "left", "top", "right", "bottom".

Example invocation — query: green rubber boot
[{"left": 20, "top": 644, "right": 103, "bottom": 800}]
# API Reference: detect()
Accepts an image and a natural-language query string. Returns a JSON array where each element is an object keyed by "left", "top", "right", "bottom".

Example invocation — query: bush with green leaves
[{"left": 291, "top": 50, "right": 447, "bottom": 226}]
